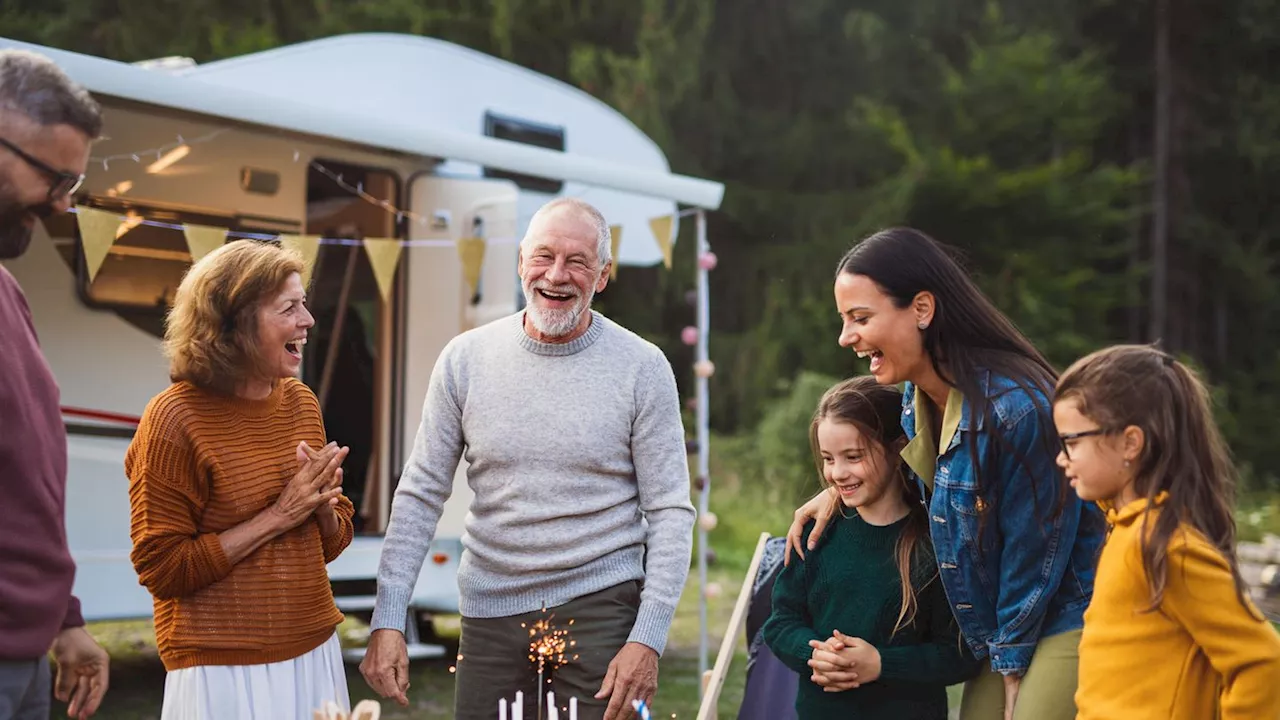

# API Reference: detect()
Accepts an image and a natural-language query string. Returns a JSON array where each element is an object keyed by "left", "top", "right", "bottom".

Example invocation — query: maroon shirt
[{"left": 0, "top": 264, "right": 82, "bottom": 660}]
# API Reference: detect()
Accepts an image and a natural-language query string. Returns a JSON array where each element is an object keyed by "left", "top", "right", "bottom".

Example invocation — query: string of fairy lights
[
  {"left": 84, "top": 127, "right": 700, "bottom": 250},
  {"left": 85, "top": 129, "right": 520, "bottom": 247},
  {"left": 90, "top": 128, "right": 230, "bottom": 171}
]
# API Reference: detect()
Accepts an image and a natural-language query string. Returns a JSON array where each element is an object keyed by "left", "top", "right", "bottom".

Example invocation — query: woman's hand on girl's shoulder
[{"left": 784, "top": 488, "right": 840, "bottom": 566}]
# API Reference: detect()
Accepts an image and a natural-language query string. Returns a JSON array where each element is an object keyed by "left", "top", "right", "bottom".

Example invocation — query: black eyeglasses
[
  {"left": 0, "top": 137, "right": 85, "bottom": 200},
  {"left": 1058, "top": 428, "right": 1113, "bottom": 460}
]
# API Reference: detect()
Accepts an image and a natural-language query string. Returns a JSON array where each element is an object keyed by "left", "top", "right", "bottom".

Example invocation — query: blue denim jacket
[{"left": 901, "top": 372, "right": 1106, "bottom": 676}]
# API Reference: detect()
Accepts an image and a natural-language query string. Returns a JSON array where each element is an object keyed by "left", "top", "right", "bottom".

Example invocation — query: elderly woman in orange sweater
[{"left": 126, "top": 239, "right": 356, "bottom": 720}]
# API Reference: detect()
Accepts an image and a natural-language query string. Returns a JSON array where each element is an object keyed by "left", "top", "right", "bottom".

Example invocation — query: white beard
[{"left": 522, "top": 278, "right": 594, "bottom": 338}]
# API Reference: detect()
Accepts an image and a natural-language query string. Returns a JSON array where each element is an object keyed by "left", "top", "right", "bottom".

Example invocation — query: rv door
[{"left": 387, "top": 176, "right": 519, "bottom": 612}]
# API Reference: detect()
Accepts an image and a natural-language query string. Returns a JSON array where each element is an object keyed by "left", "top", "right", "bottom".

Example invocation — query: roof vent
[{"left": 132, "top": 56, "right": 198, "bottom": 74}]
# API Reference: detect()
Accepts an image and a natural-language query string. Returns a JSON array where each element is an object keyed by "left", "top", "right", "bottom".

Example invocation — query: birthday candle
[
  {"left": 630, "top": 699, "right": 652, "bottom": 720},
  {"left": 546, "top": 692, "right": 558, "bottom": 720},
  {"left": 500, "top": 699, "right": 508, "bottom": 720},
  {"left": 514, "top": 692, "right": 523, "bottom": 720},
  {"left": 569, "top": 697, "right": 577, "bottom": 720}
]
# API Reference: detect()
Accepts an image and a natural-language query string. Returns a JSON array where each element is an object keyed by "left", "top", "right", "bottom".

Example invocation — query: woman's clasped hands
[{"left": 270, "top": 441, "right": 349, "bottom": 530}]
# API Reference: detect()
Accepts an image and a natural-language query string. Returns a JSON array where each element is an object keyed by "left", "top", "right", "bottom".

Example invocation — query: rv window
[
  {"left": 482, "top": 112, "right": 565, "bottom": 194},
  {"left": 72, "top": 201, "right": 298, "bottom": 317}
]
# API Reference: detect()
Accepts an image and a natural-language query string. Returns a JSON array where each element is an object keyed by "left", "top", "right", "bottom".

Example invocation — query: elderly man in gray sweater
[{"left": 361, "top": 198, "right": 696, "bottom": 720}]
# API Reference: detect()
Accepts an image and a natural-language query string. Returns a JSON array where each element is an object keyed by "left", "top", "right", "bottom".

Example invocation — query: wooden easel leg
[{"left": 701, "top": 670, "right": 717, "bottom": 720}]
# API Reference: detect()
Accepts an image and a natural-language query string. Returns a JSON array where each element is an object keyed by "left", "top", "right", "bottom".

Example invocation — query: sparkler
[{"left": 522, "top": 609, "right": 579, "bottom": 720}]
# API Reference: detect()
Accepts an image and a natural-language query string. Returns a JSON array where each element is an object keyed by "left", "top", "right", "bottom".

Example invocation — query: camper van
[{"left": 0, "top": 34, "right": 723, "bottom": 657}]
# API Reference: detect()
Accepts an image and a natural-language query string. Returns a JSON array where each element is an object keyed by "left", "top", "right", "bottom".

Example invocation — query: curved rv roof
[
  {"left": 184, "top": 34, "right": 668, "bottom": 179},
  {"left": 0, "top": 35, "right": 724, "bottom": 210}
]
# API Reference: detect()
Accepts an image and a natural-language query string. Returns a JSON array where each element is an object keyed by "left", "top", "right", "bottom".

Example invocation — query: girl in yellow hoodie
[{"left": 1053, "top": 344, "right": 1280, "bottom": 720}]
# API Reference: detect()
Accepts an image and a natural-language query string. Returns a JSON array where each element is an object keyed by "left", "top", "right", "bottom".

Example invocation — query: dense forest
[{"left": 7, "top": 0, "right": 1280, "bottom": 487}]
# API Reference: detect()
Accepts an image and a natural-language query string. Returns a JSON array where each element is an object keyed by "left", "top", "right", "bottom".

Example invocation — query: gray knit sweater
[{"left": 370, "top": 311, "right": 695, "bottom": 654}]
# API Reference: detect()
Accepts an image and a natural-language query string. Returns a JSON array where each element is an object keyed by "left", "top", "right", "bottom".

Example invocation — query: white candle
[
  {"left": 513, "top": 692, "right": 523, "bottom": 720},
  {"left": 546, "top": 692, "right": 558, "bottom": 720},
  {"left": 500, "top": 699, "right": 508, "bottom": 720},
  {"left": 569, "top": 697, "right": 578, "bottom": 720}
]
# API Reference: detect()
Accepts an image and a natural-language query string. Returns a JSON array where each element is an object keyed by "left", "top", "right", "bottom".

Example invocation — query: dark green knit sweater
[{"left": 762, "top": 512, "right": 979, "bottom": 720}]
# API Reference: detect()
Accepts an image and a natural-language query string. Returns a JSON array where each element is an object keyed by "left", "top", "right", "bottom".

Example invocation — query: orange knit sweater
[{"left": 126, "top": 378, "right": 354, "bottom": 671}]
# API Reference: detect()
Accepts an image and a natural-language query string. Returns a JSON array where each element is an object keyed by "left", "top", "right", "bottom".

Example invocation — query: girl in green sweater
[{"left": 763, "top": 376, "right": 979, "bottom": 719}]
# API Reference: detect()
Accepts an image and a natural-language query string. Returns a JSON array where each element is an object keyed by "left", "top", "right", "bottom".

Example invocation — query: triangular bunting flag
[
  {"left": 279, "top": 235, "right": 321, "bottom": 288},
  {"left": 649, "top": 215, "right": 673, "bottom": 269},
  {"left": 183, "top": 224, "right": 227, "bottom": 263},
  {"left": 74, "top": 206, "right": 123, "bottom": 283},
  {"left": 456, "top": 236, "right": 486, "bottom": 294},
  {"left": 609, "top": 225, "right": 622, "bottom": 280},
  {"left": 362, "top": 238, "right": 403, "bottom": 302}
]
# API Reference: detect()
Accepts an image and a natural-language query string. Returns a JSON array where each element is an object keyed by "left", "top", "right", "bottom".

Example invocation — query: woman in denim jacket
[{"left": 786, "top": 228, "right": 1106, "bottom": 720}]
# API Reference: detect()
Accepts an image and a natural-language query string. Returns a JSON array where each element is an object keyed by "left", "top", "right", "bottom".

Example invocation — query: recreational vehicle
[{"left": 0, "top": 34, "right": 723, "bottom": 657}]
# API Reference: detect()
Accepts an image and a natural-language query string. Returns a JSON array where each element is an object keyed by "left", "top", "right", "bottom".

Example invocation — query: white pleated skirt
[{"left": 160, "top": 632, "right": 350, "bottom": 720}]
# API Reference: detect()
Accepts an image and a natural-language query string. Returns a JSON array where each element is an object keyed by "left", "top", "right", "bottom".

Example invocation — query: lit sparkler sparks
[
  {"left": 521, "top": 610, "right": 579, "bottom": 720},
  {"left": 523, "top": 614, "right": 579, "bottom": 676}
]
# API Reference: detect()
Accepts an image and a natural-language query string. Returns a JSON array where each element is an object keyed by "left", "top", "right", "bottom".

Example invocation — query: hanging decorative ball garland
[{"left": 684, "top": 248, "right": 720, "bottom": 587}]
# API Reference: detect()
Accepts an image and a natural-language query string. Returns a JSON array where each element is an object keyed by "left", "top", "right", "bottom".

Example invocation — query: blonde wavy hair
[{"left": 164, "top": 240, "right": 305, "bottom": 394}]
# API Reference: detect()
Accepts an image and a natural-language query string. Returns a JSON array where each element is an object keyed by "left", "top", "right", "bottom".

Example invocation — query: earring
[
  {"left": 1123, "top": 460, "right": 1131, "bottom": 468},
  {"left": 917, "top": 321, "right": 928, "bottom": 330}
]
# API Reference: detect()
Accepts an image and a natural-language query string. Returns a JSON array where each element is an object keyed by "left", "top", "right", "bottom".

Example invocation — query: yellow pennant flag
[
  {"left": 609, "top": 225, "right": 622, "bottom": 280},
  {"left": 363, "top": 237, "right": 403, "bottom": 302},
  {"left": 279, "top": 235, "right": 321, "bottom": 288},
  {"left": 182, "top": 224, "right": 227, "bottom": 263},
  {"left": 649, "top": 215, "right": 673, "bottom": 269},
  {"left": 456, "top": 236, "right": 486, "bottom": 294},
  {"left": 74, "top": 206, "right": 122, "bottom": 283}
]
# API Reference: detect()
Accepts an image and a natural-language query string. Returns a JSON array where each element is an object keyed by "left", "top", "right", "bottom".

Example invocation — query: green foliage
[
  {"left": 1220, "top": 360, "right": 1280, "bottom": 493},
  {"left": 748, "top": 371, "right": 842, "bottom": 500},
  {"left": 5, "top": 0, "right": 1280, "bottom": 483},
  {"left": 673, "top": 7, "right": 1143, "bottom": 432}
]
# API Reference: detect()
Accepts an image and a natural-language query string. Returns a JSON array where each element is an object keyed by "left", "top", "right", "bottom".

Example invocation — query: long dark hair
[
  {"left": 836, "top": 228, "right": 1066, "bottom": 522},
  {"left": 1055, "top": 345, "right": 1253, "bottom": 615},
  {"left": 809, "top": 376, "right": 933, "bottom": 635}
]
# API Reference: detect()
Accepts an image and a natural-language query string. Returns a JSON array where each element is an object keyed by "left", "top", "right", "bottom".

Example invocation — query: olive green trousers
[{"left": 958, "top": 629, "right": 1081, "bottom": 720}]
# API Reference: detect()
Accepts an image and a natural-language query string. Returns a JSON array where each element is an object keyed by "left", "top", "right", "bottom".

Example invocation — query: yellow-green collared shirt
[{"left": 900, "top": 387, "right": 965, "bottom": 493}]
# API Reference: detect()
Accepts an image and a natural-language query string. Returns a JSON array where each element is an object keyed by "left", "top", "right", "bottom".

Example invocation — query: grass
[{"left": 1236, "top": 494, "right": 1280, "bottom": 543}]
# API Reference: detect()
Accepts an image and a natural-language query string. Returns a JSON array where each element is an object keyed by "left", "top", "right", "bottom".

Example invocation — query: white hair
[{"left": 520, "top": 197, "right": 612, "bottom": 267}]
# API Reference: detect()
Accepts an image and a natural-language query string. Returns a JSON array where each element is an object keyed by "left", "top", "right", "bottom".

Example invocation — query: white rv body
[{"left": 0, "top": 34, "right": 722, "bottom": 633}]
